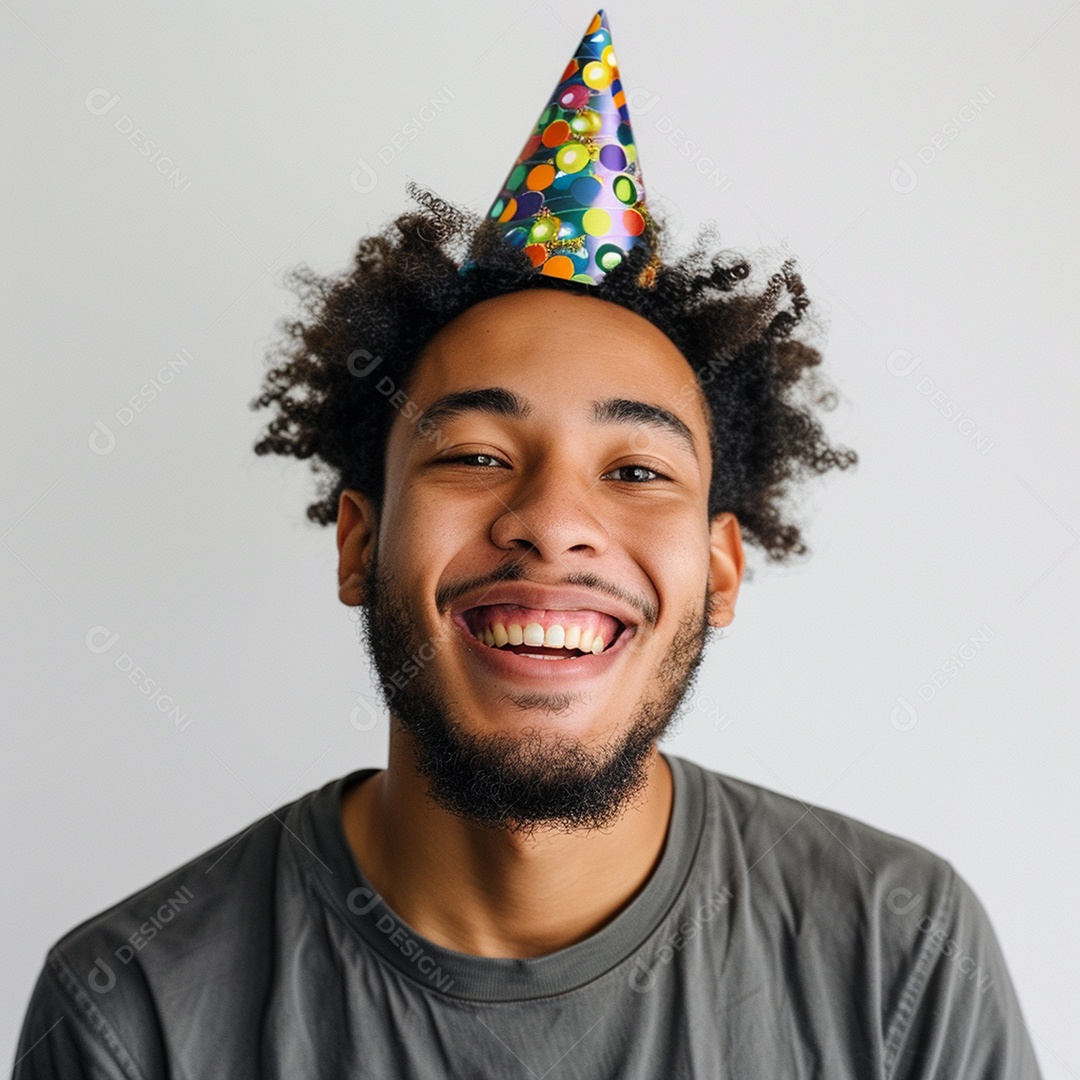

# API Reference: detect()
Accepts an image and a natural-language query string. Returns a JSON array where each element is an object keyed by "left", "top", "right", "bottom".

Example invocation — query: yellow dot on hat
[
  {"left": 555, "top": 142, "right": 589, "bottom": 173},
  {"left": 528, "top": 216, "right": 561, "bottom": 242},
  {"left": 582, "top": 61, "right": 612, "bottom": 90},
  {"left": 602, "top": 45, "right": 617, "bottom": 68},
  {"left": 569, "top": 108, "right": 602, "bottom": 137},
  {"left": 582, "top": 207, "right": 611, "bottom": 236},
  {"left": 613, "top": 174, "right": 637, "bottom": 204}
]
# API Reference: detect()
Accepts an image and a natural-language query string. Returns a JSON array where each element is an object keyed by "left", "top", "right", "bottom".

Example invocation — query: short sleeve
[
  {"left": 884, "top": 862, "right": 1043, "bottom": 1079},
  {"left": 11, "top": 953, "right": 140, "bottom": 1080}
]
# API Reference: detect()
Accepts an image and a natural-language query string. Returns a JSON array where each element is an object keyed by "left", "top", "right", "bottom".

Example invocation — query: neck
[{"left": 340, "top": 728, "right": 674, "bottom": 958}]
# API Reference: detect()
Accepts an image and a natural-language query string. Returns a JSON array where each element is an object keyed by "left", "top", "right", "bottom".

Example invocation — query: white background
[{"left": 3, "top": 0, "right": 1076, "bottom": 1073}]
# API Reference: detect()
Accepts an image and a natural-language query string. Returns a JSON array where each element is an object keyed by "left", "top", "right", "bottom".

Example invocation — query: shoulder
[
  {"left": 50, "top": 787, "right": 303, "bottom": 982},
  {"left": 13, "top": 774, "right": 352, "bottom": 1078},
  {"left": 680, "top": 754, "right": 956, "bottom": 895},
  {"left": 675, "top": 756, "right": 1042, "bottom": 1075},
  {"left": 675, "top": 755, "right": 963, "bottom": 969}
]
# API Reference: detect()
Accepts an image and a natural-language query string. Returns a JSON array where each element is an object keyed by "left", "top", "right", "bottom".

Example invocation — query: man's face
[{"left": 342, "top": 288, "right": 743, "bottom": 835}]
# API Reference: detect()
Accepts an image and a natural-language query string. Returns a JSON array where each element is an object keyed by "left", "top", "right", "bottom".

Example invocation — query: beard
[{"left": 358, "top": 547, "right": 714, "bottom": 838}]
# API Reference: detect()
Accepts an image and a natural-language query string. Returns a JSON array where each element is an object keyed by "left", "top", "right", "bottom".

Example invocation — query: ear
[
  {"left": 706, "top": 511, "right": 744, "bottom": 628},
  {"left": 337, "top": 489, "right": 378, "bottom": 607}
]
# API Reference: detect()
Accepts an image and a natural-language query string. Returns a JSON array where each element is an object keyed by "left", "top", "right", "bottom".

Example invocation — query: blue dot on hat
[{"left": 570, "top": 175, "right": 602, "bottom": 204}]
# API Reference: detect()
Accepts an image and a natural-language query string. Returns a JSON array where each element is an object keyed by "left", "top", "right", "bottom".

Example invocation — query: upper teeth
[{"left": 476, "top": 621, "right": 606, "bottom": 654}]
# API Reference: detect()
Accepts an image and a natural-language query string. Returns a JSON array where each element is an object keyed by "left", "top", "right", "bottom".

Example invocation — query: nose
[{"left": 488, "top": 457, "right": 609, "bottom": 562}]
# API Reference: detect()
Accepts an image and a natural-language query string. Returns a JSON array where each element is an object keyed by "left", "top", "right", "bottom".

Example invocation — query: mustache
[{"left": 434, "top": 559, "right": 659, "bottom": 627}]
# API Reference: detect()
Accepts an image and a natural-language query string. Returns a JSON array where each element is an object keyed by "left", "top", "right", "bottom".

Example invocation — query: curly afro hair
[{"left": 251, "top": 181, "right": 857, "bottom": 566}]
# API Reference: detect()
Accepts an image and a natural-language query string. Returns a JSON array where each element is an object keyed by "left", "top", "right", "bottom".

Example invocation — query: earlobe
[
  {"left": 707, "top": 511, "right": 744, "bottom": 628},
  {"left": 337, "top": 489, "right": 378, "bottom": 607}
]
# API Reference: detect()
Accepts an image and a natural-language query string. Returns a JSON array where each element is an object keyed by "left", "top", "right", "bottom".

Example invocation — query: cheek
[
  {"left": 629, "top": 525, "right": 712, "bottom": 625},
  {"left": 379, "top": 487, "right": 487, "bottom": 577},
  {"left": 624, "top": 507, "right": 710, "bottom": 568}
]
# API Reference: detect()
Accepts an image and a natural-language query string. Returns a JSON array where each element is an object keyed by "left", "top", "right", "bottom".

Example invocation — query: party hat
[{"left": 482, "top": 10, "right": 651, "bottom": 286}]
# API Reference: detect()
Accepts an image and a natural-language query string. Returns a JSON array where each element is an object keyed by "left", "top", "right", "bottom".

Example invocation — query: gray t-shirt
[{"left": 12, "top": 753, "right": 1042, "bottom": 1078}]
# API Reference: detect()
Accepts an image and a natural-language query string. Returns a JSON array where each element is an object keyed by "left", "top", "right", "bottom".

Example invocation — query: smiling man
[
  {"left": 13, "top": 10, "right": 1042, "bottom": 1080},
  {"left": 335, "top": 286, "right": 739, "bottom": 961}
]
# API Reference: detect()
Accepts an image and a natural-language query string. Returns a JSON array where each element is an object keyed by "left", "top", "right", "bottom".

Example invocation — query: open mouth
[{"left": 460, "top": 603, "right": 628, "bottom": 660}]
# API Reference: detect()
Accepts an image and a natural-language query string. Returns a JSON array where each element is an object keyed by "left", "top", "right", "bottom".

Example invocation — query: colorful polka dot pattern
[{"left": 483, "top": 9, "right": 648, "bottom": 286}]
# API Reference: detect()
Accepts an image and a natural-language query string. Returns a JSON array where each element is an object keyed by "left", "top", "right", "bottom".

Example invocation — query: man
[{"left": 13, "top": 10, "right": 1041, "bottom": 1078}]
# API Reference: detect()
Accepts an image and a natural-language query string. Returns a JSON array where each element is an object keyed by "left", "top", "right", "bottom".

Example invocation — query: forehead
[{"left": 407, "top": 289, "right": 706, "bottom": 426}]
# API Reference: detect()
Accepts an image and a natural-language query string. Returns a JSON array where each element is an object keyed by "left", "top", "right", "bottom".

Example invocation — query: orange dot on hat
[
  {"left": 542, "top": 119, "right": 571, "bottom": 148},
  {"left": 582, "top": 61, "right": 612, "bottom": 90},
  {"left": 541, "top": 255, "right": 575, "bottom": 279},
  {"left": 526, "top": 164, "right": 556, "bottom": 190},
  {"left": 623, "top": 208, "right": 646, "bottom": 236},
  {"left": 498, "top": 198, "right": 518, "bottom": 223},
  {"left": 525, "top": 243, "right": 548, "bottom": 267}
]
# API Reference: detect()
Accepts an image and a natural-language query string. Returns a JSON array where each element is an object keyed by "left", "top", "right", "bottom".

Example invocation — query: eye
[
  {"left": 442, "top": 453, "right": 508, "bottom": 468},
  {"left": 604, "top": 463, "right": 670, "bottom": 483}
]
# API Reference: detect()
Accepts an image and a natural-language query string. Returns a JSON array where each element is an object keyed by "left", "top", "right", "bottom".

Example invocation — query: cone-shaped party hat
[{"left": 482, "top": 10, "right": 650, "bottom": 286}]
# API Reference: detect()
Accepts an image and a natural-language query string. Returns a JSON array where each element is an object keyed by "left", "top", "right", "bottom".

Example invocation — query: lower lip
[{"left": 450, "top": 614, "right": 638, "bottom": 685}]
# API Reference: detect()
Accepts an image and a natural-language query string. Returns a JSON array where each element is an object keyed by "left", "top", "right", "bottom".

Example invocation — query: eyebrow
[
  {"left": 414, "top": 387, "right": 697, "bottom": 457},
  {"left": 592, "top": 397, "right": 697, "bottom": 457},
  {"left": 416, "top": 387, "right": 530, "bottom": 431}
]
